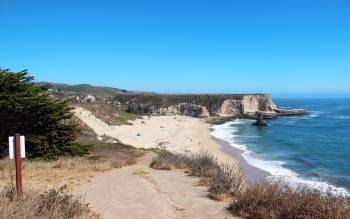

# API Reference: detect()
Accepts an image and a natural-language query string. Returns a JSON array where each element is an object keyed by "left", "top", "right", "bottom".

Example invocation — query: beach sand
[{"left": 74, "top": 107, "right": 238, "bottom": 166}]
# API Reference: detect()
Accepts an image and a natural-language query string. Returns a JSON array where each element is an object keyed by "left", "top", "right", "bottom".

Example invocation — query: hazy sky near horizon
[{"left": 1, "top": 0, "right": 349, "bottom": 97}]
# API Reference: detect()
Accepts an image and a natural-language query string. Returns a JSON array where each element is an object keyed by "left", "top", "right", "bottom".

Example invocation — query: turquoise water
[{"left": 212, "top": 99, "right": 350, "bottom": 194}]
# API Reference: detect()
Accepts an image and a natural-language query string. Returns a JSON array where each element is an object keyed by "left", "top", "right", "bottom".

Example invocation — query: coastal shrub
[
  {"left": 187, "top": 150, "right": 220, "bottom": 178},
  {"left": 229, "top": 181, "right": 350, "bottom": 219},
  {"left": 208, "top": 163, "right": 244, "bottom": 200},
  {"left": 0, "top": 186, "right": 89, "bottom": 219},
  {"left": 0, "top": 69, "right": 92, "bottom": 159},
  {"left": 151, "top": 150, "right": 244, "bottom": 200},
  {"left": 150, "top": 150, "right": 188, "bottom": 170}
]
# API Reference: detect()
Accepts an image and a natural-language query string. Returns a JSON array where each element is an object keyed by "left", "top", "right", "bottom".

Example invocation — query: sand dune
[{"left": 74, "top": 107, "right": 237, "bottom": 166}]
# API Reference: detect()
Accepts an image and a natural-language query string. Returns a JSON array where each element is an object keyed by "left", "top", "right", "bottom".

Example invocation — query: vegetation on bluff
[
  {"left": 0, "top": 69, "right": 91, "bottom": 159},
  {"left": 113, "top": 93, "right": 248, "bottom": 115}
]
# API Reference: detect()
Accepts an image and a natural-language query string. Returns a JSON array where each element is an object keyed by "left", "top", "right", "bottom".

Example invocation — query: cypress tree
[{"left": 0, "top": 68, "right": 92, "bottom": 159}]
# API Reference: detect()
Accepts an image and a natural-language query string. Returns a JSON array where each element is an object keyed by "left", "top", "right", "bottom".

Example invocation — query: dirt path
[{"left": 74, "top": 153, "right": 237, "bottom": 219}]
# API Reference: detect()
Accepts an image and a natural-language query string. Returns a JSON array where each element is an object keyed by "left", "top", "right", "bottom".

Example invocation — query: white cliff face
[
  {"left": 218, "top": 95, "right": 278, "bottom": 117},
  {"left": 242, "top": 95, "right": 277, "bottom": 112},
  {"left": 263, "top": 95, "right": 278, "bottom": 111},
  {"left": 159, "top": 103, "right": 210, "bottom": 118},
  {"left": 242, "top": 95, "right": 260, "bottom": 113},
  {"left": 218, "top": 99, "right": 243, "bottom": 117},
  {"left": 127, "top": 95, "right": 279, "bottom": 118}
]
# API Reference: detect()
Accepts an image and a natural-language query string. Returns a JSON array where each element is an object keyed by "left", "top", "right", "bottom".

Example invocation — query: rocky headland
[
  {"left": 42, "top": 83, "right": 306, "bottom": 121},
  {"left": 113, "top": 93, "right": 305, "bottom": 120}
]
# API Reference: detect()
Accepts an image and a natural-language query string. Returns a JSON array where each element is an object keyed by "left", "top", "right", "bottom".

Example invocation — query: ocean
[{"left": 211, "top": 99, "right": 350, "bottom": 195}]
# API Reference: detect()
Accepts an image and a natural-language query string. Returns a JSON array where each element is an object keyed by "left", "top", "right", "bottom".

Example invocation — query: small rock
[
  {"left": 82, "top": 94, "right": 96, "bottom": 103},
  {"left": 253, "top": 112, "right": 268, "bottom": 126}
]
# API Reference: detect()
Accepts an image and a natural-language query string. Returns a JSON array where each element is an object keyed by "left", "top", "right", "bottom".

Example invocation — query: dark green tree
[{"left": 0, "top": 69, "right": 91, "bottom": 159}]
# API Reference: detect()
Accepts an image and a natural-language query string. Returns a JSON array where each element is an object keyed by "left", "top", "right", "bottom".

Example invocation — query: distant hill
[{"left": 36, "top": 82, "right": 129, "bottom": 95}]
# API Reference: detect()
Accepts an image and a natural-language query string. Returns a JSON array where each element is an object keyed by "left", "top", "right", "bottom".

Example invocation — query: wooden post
[{"left": 15, "top": 133, "right": 23, "bottom": 195}]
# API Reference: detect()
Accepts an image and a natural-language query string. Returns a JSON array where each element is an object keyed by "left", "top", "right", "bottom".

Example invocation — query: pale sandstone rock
[
  {"left": 218, "top": 99, "right": 243, "bottom": 117},
  {"left": 82, "top": 94, "right": 96, "bottom": 103}
]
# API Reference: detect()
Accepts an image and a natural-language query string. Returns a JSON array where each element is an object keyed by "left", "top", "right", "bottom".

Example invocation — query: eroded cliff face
[
  {"left": 124, "top": 94, "right": 281, "bottom": 118},
  {"left": 217, "top": 95, "right": 278, "bottom": 117},
  {"left": 218, "top": 99, "right": 243, "bottom": 117},
  {"left": 242, "top": 95, "right": 277, "bottom": 112},
  {"left": 127, "top": 103, "right": 210, "bottom": 118}
]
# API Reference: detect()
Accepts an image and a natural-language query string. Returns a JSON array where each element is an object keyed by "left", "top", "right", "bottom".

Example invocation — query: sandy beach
[{"left": 74, "top": 107, "right": 238, "bottom": 166}]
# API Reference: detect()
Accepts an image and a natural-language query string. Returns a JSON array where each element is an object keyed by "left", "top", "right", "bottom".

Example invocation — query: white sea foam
[
  {"left": 308, "top": 112, "right": 319, "bottom": 118},
  {"left": 325, "top": 114, "right": 350, "bottom": 120},
  {"left": 334, "top": 115, "right": 350, "bottom": 119},
  {"left": 303, "top": 111, "right": 320, "bottom": 119},
  {"left": 283, "top": 111, "right": 320, "bottom": 120},
  {"left": 211, "top": 120, "right": 349, "bottom": 196}
]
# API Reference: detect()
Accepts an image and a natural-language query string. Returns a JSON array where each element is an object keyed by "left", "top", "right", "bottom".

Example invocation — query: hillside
[{"left": 36, "top": 82, "right": 128, "bottom": 95}]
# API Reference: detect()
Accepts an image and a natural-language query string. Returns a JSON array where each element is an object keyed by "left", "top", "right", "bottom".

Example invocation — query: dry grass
[
  {"left": 229, "top": 181, "right": 350, "bottom": 219},
  {"left": 0, "top": 158, "right": 121, "bottom": 193},
  {"left": 0, "top": 185, "right": 90, "bottom": 219},
  {"left": 0, "top": 157, "right": 111, "bottom": 193},
  {"left": 150, "top": 150, "right": 244, "bottom": 201},
  {"left": 150, "top": 150, "right": 188, "bottom": 170},
  {"left": 0, "top": 140, "right": 144, "bottom": 193},
  {"left": 187, "top": 151, "right": 220, "bottom": 179},
  {"left": 208, "top": 163, "right": 244, "bottom": 201}
]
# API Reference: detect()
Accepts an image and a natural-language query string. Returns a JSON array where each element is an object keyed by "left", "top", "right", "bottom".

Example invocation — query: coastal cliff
[
  {"left": 113, "top": 93, "right": 305, "bottom": 119},
  {"left": 42, "top": 83, "right": 305, "bottom": 120},
  {"left": 127, "top": 103, "right": 210, "bottom": 118}
]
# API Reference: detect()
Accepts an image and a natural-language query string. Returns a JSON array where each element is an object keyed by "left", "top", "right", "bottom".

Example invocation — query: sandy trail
[
  {"left": 74, "top": 107, "right": 237, "bottom": 165},
  {"left": 74, "top": 153, "right": 237, "bottom": 219}
]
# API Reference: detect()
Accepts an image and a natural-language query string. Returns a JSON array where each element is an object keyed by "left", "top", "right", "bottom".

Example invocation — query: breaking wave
[{"left": 211, "top": 120, "right": 349, "bottom": 195}]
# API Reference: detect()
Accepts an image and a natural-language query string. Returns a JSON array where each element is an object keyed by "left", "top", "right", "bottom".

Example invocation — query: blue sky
[{"left": 1, "top": 0, "right": 349, "bottom": 97}]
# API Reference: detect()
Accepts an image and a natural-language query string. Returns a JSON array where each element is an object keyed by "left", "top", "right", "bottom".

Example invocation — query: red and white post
[{"left": 14, "top": 133, "right": 23, "bottom": 195}]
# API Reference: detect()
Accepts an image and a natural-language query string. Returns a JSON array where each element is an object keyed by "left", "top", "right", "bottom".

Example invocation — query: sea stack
[{"left": 253, "top": 112, "right": 268, "bottom": 126}]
